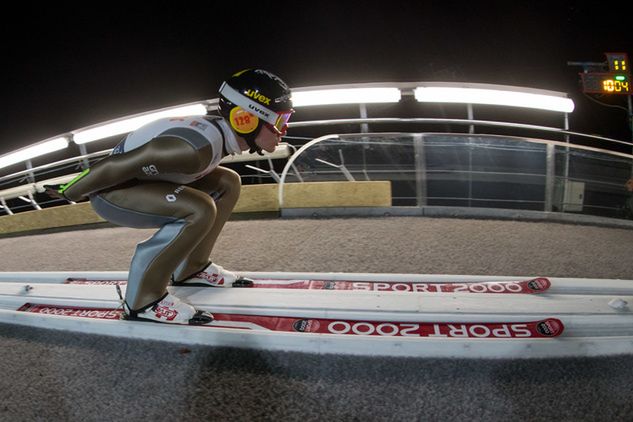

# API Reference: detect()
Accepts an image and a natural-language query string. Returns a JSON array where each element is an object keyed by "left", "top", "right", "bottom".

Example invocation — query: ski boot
[
  {"left": 123, "top": 292, "right": 213, "bottom": 325},
  {"left": 173, "top": 262, "right": 254, "bottom": 288}
]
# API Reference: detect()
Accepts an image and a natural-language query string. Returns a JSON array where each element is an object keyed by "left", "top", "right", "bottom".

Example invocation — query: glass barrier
[
  {"left": 280, "top": 133, "right": 633, "bottom": 219},
  {"left": 554, "top": 146, "right": 632, "bottom": 218},
  {"left": 422, "top": 134, "right": 547, "bottom": 210}
]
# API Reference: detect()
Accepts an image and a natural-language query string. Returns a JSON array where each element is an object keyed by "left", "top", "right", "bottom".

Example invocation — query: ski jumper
[{"left": 62, "top": 115, "right": 242, "bottom": 310}]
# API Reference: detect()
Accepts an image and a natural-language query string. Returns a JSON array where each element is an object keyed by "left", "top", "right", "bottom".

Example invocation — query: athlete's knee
[
  {"left": 221, "top": 168, "right": 241, "bottom": 187},
  {"left": 186, "top": 195, "right": 217, "bottom": 231},
  {"left": 218, "top": 168, "right": 241, "bottom": 198}
]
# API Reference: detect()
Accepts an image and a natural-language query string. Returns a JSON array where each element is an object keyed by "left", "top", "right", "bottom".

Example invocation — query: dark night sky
[{"left": 1, "top": 1, "right": 632, "bottom": 156}]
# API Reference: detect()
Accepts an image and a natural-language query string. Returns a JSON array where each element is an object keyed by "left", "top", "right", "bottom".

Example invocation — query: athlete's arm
[{"left": 62, "top": 137, "right": 213, "bottom": 201}]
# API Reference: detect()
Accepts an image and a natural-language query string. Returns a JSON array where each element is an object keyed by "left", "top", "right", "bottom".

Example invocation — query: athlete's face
[{"left": 255, "top": 124, "right": 282, "bottom": 153}]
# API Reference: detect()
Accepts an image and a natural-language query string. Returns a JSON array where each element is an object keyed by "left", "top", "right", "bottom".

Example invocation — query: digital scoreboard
[
  {"left": 580, "top": 52, "right": 631, "bottom": 95},
  {"left": 581, "top": 72, "right": 631, "bottom": 95}
]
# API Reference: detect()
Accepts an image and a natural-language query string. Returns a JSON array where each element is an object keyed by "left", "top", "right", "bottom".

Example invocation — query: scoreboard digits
[{"left": 580, "top": 52, "right": 631, "bottom": 95}]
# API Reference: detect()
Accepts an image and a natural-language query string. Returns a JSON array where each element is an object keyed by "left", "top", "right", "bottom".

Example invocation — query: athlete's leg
[
  {"left": 172, "top": 166, "right": 241, "bottom": 281},
  {"left": 91, "top": 182, "right": 217, "bottom": 310}
]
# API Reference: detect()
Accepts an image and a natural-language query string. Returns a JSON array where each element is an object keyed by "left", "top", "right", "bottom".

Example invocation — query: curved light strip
[
  {"left": 73, "top": 104, "right": 207, "bottom": 144},
  {"left": 415, "top": 87, "right": 575, "bottom": 113},
  {"left": 292, "top": 88, "right": 401, "bottom": 107},
  {"left": 1, "top": 82, "right": 577, "bottom": 173},
  {"left": 0, "top": 137, "right": 69, "bottom": 170}
]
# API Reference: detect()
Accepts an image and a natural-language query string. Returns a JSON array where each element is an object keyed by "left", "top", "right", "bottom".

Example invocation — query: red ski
[
  {"left": 64, "top": 277, "right": 551, "bottom": 294},
  {"left": 17, "top": 303, "right": 564, "bottom": 338}
]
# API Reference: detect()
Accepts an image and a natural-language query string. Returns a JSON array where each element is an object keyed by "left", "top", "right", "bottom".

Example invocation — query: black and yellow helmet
[{"left": 219, "top": 69, "right": 293, "bottom": 154}]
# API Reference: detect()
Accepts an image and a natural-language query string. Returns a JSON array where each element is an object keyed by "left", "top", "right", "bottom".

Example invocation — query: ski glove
[{"left": 40, "top": 184, "right": 71, "bottom": 201}]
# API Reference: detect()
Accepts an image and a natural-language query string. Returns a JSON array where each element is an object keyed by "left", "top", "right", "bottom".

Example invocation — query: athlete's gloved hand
[{"left": 39, "top": 184, "right": 70, "bottom": 201}]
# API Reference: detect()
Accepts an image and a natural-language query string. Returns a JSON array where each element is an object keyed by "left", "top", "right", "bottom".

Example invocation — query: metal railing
[{"left": 289, "top": 118, "right": 633, "bottom": 149}]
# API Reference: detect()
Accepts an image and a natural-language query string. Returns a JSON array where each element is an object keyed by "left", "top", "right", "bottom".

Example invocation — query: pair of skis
[{"left": 15, "top": 276, "right": 564, "bottom": 338}]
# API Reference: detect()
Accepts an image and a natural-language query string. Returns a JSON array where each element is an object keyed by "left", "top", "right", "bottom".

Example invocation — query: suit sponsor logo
[
  {"left": 112, "top": 142, "right": 125, "bottom": 155},
  {"left": 142, "top": 164, "right": 159, "bottom": 176},
  {"left": 166, "top": 185, "right": 186, "bottom": 202},
  {"left": 190, "top": 120, "right": 209, "bottom": 130}
]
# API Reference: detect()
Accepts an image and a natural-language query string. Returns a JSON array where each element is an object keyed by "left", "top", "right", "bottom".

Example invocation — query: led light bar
[
  {"left": 73, "top": 104, "right": 207, "bottom": 144},
  {"left": 414, "top": 86, "right": 575, "bottom": 113},
  {"left": 0, "top": 137, "right": 69, "bottom": 170},
  {"left": 292, "top": 88, "right": 401, "bottom": 107}
]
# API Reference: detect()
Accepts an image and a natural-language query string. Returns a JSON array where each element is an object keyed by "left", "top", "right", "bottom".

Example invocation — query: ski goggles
[{"left": 266, "top": 110, "right": 294, "bottom": 136}]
